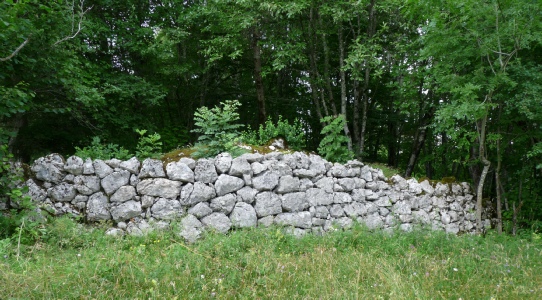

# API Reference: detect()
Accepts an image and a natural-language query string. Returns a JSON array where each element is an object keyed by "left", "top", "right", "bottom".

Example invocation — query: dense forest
[{"left": 1, "top": 0, "right": 541, "bottom": 232}]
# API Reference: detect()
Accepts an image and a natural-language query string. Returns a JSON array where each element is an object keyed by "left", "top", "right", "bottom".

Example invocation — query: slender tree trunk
[
  {"left": 338, "top": 27, "right": 352, "bottom": 151},
  {"left": 318, "top": 15, "right": 337, "bottom": 115},
  {"left": 359, "top": 0, "right": 376, "bottom": 156},
  {"left": 251, "top": 27, "right": 266, "bottom": 125},
  {"left": 352, "top": 79, "right": 361, "bottom": 149},
  {"left": 476, "top": 113, "right": 491, "bottom": 234}
]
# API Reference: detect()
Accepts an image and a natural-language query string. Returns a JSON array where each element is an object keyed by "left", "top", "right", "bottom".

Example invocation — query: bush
[
  {"left": 0, "top": 143, "right": 45, "bottom": 243},
  {"left": 191, "top": 100, "right": 246, "bottom": 158},
  {"left": 135, "top": 129, "right": 162, "bottom": 160},
  {"left": 318, "top": 115, "right": 354, "bottom": 163},
  {"left": 242, "top": 116, "right": 306, "bottom": 150},
  {"left": 74, "top": 136, "right": 132, "bottom": 160}
]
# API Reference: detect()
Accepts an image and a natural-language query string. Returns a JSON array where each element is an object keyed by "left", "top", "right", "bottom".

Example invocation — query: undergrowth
[{"left": 1, "top": 217, "right": 541, "bottom": 299}]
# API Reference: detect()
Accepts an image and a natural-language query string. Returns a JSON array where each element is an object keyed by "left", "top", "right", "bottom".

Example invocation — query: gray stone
[
  {"left": 230, "top": 157, "right": 252, "bottom": 177},
  {"left": 251, "top": 162, "right": 267, "bottom": 175},
  {"left": 306, "top": 188, "right": 333, "bottom": 206},
  {"left": 419, "top": 180, "right": 434, "bottom": 195},
  {"left": 315, "top": 177, "right": 334, "bottom": 193},
  {"left": 343, "top": 202, "right": 367, "bottom": 218},
  {"left": 215, "top": 174, "right": 245, "bottom": 196},
  {"left": 105, "top": 158, "right": 122, "bottom": 168},
  {"left": 330, "top": 204, "right": 344, "bottom": 217},
  {"left": 293, "top": 169, "right": 318, "bottom": 178},
  {"left": 83, "top": 158, "right": 94, "bottom": 175},
  {"left": 64, "top": 156, "right": 84, "bottom": 175},
  {"left": 194, "top": 158, "right": 218, "bottom": 183},
  {"left": 314, "top": 206, "right": 330, "bottom": 218},
  {"left": 48, "top": 182, "right": 77, "bottom": 202},
  {"left": 274, "top": 211, "right": 312, "bottom": 229},
  {"left": 32, "top": 154, "right": 65, "bottom": 183},
  {"left": 130, "top": 174, "right": 140, "bottom": 186},
  {"left": 141, "top": 195, "right": 155, "bottom": 209},
  {"left": 308, "top": 154, "right": 327, "bottom": 175},
  {"left": 110, "top": 186, "right": 137, "bottom": 203},
  {"left": 86, "top": 192, "right": 111, "bottom": 221},
  {"left": 365, "top": 181, "right": 379, "bottom": 191},
  {"left": 151, "top": 198, "right": 182, "bottom": 220},
  {"left": 119, "top": 157, "right": 141, "bottom": 174},
  {"left": 413, "top": 210, "right": 431, "bottom": 224},
  {"left": 337, "top": 178, "right": 356, "bottom": 192},
  {"left": 292, "top": 152, "right": 310, "bottom": 169},
  {"left": 276, "top": 175, "right": 300, "bottom": 194},
  {"left": 74, "top": 175, "right": 101, "bottom": 195},
  {"left": 179, "top": 157, "right": 196, "bottom": 169},
  {"left": 230, "top": 202, "right": 257, "bottom": 228},
  {"left": 281, "top": 192, "right": 308, "bottom": 212},
  {"left": 329, "top": 164, "right": 360, "bottom": 178},
  {"left": 179, "top": 214, "right": 204, "bottom": 243},
  {"left": 266, "top": 161, "right": 293, "bottom": 177},
  {"left": 299, "top": 178, "right": 314, "bottom": 191},
  {"left": 258, "top": 216, "right": 275, "bottom": 227},
  {"left": 236, "top": 186, "right": 258, "bottom": 204},
  {"left": 254, "top": 192, "right": 282, "bottom": 217},
  {"left": 105, "top": 228, "right": 125, "bottom": 237},
  {"left": 239, "top": 153, "right": 264, "bottom": 163},
  {"left": 214, "top": 153, "right": 232, "bottom": 174},
  {"left": 375, "top": 196, "right": 392, "bottom": 207},
  {"left": 333, "top": 192, "right": 352, "bottom": 204},
  {"left": 379, "top": 207, "right": 390, "bottom": 217},
  {"left": 139, "top": 158, "right": 166, "bottom": 179},
  {"left": 185, "top": 182, "right": 216, "bottom": 205},
  {"left": 102, "top": 170, "right": 130, "bottom": 195},
  {"left": 365, "top": 190, "right": 380, "bottom": 201},
  {"left": 264, "top": 152, "right": 283, "bottom": 161},
  {"left": 111, "top": 200, "right": 142, "bottom": 222},
  {"left": 445, "top": 223, "right": 460, "bottom": 234},
  {"left": 360, "top": 166, "right": 373, "bottom": 182},
  {"left": 399, "top": 214, "right": 414, "bottom": 223},
  {"left": 363, "top": 214, "right": 383, "bottom": 230},
  {"left": 441, "top": 212, "right": 451, "bottom": 225},
  {"left": 137, "top": 178, "right": 182, "bottom": 199},
  {"left": 334, "top": 217, "right": 353, "bottom": 229},
  {"left": 434, "top": 182, "right": 450, "bottom": 196},
  {"left": 351, "top": 189, "right": 366, "bottom": 202},
  {"left": 188, "top": 202, "right": 213, "bottom": 218},
  {"left": 24, "top": 179, "right": 47, "bottom": 202},
  {"left": 407, "top": 179, "right": 423, "bottom": 195},
  {"left": 252, "top": 171, "right": 280, "bottom": 191},
  {"left": 93, "top": 159, "right": 113, "bottom": 179},
  {"left": 366, "top": 202, "right": 379, "bottom": 214},
  {"left": 432, "top": 196, "right": 447, "bottom": 208},
  {"left": 312, "top": 218, "right": 326, "bottom": 226},
  {"left": 201, "top": 212, "right": 231, "bottom": 234},
  {"left": 393, "top": 201, "right": 412, "bottom": 215},
  {"left": 210, "top": 193, "right": 237, "bottom": 214}
]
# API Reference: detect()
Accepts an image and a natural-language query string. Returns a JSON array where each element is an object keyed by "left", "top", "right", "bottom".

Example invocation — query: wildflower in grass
[{"left": 453, "top": 268, "right": 458, "bottom": 272}]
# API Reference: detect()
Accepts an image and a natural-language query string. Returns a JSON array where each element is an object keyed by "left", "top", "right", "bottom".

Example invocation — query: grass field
[{"left": 1, "top": 217, "right": 541, "bottom": 299}]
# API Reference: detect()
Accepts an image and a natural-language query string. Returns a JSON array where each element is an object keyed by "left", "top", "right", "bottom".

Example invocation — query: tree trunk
[
  {"left": 318, "top": 15, "right": 337, "bottom": 116},
  {"left": 338, "top": 27, "right": 352, "bottom": 151},
  {"left": 476, "top": 114, "right": 491, "bottom": 234},
  {"left": 359, "top": 0, "right": 376, "bottom": 157},
  {"left": 251, "top": 27, "right": 266, "bottom": 125}
]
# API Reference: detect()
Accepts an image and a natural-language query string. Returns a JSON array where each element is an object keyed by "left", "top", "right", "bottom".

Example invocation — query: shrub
[
  {"left": 135, "top": 129, "right": 162, "bottom": 160},
  {"left": 0, "top": 143, "right": 45, "bottom": 243},
  {"left": 242, "top": 116, "right": 306, "bottom": 150},
  {"left": 318, "top": 115, "right": 354, "bottom": 163},
  {"left": 191, "top": 100, "right": 246, "bottom": 158},
  {"left": 74, "top": 136, "right": 132, "bottom": 160}
]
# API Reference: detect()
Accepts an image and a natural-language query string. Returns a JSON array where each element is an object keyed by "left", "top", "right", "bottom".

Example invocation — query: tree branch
[
  {"left": 0, "top": 37, "right": 30, "bottom": 62},
  {"left": 53, "top": 0, "right": 93, "bottom": 46}
]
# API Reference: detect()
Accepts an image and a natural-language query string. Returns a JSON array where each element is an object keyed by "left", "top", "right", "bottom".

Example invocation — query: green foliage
[
  {"left": 2, "top": 224, "right": 542, "bottom": 299},
  {"left": 0, "top": 143, "right": 45, "bottom": 243},
  {"left": 74, "top": 136, "right": 132, "bottom": 160},
  {"left": 318, "top": 115, "right": 354, "bottom": 163},
  {"left": 135, "top": 129, "right": 162, "bottom": 160},
  {"left": 191, "top": 100, "right": 245, "bottom": 158},
  {"left": 242, "top": 116, "right": 306, "bottom": 150}
]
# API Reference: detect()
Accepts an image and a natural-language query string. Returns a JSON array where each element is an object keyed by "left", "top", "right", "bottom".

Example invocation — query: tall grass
[{"left": 1, "top": 217, "right": 541, "bottom": 299}]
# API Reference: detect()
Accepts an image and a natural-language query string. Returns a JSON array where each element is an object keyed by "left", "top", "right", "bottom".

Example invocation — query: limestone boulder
[
  {"left": 230, "top": 202, "right": 257, "bottom": 228},
  {"left": 137, "top": 178, "right": 182, "bottom": 199}
]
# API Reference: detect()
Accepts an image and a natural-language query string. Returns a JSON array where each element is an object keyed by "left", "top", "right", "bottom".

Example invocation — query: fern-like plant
[
  {"left": 242, "top": 116, "right": 306, "bottom": 150},
  {"left": 318, "top": 115, "right": 354, "bottom": 163},
  {"left": 191, "top": 100, "right": 245, "bottom": 158},
  {"left": 135, "top": 129, "right": 162, "bottom": 159}
]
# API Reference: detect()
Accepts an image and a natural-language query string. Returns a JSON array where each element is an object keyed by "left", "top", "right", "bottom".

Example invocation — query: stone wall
[{"left": 15, "top": 152, "right": 489, "bottom": 242}]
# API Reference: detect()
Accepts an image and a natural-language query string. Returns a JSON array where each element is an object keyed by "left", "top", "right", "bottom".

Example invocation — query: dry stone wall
[{"left": 18, "top": 152, "right": 490, "bottom": 242}]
